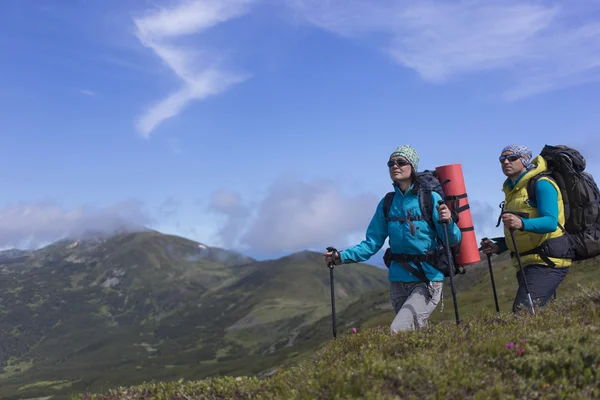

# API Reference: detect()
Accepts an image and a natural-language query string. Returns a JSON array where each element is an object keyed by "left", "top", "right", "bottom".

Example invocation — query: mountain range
[{"left": 0, "top": 230, "right": 388, "bottom": 400}]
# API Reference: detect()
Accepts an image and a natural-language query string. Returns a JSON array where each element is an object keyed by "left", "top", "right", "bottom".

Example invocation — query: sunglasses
[
  {"left": 499, "top": 154, "right": 521, "bottom": 164},
  {"left": 387, "top": 159, "right": 411, "bottom": 168}
]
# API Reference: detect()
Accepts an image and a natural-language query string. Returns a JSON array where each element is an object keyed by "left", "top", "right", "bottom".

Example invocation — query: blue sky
[{"left": 1, "top": 0, "right": 599, "bottom": 261}]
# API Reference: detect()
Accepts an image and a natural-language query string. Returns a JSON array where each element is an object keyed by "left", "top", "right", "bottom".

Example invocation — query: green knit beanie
[{"left": 389, "top": 144, "right": 419, "bottom": 171}]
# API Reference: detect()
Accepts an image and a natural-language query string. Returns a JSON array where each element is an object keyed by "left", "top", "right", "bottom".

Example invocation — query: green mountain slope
[
  {"left": 0, "top": 231, "right": 388, "bottom": 400},
  {"left": 291, "top": 252, "right": 600, "bottom": 349},
  {"left": 220, "top": 250, "right": 389, "bottom": 338}
]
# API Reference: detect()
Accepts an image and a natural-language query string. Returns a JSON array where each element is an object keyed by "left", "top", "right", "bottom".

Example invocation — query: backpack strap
[
  {"left": 382, "top": 191, "right": 395, "bottom": 222},
  {"left": 418, "top": 189, "right": 436, "bottom": 231},
  {"left": 388, "top": 253, "right": 434, "bottom": 286},
  {"left": 526, "top": 173, "right": 546, "bottom": 205},
  {"left": 526, "top": 173, "right": 566, "bottom": 233},
  {"left": 418, "top": 189, "right": 449, "bottom": 244},
  {"left": 511, "top": 247, "right": 557, "bottom": 268},
  {"left": 383, "top": 191, "right": 425, "bottom": 223},
  {"left": 420, "top": 186, "right": 463, "bottom": 229}
]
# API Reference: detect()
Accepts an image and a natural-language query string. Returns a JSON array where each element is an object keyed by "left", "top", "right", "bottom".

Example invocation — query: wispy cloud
[
  {"left": 157, "top": 196, "right": 181, "bottom": 220},
  {"left": 133, "top": 0, "right": 256, "bottom": 137},
  {"left": 287, "top": 0, "right": 600, "bottom": 100},
  {"left": 469, "top": 200, "right": 503, "bottom": 242},
  {"left": 0, "top": 200, "right": 152, "bottom": 249},
  {"left": 79, "top": 89, "right": 96, "bottom": 96},
  {"left": 208, "top": 189, "right": 251, "bottom": 248},
  {"left": 208, "top": 175, "right": 379, "bottom": 253}
]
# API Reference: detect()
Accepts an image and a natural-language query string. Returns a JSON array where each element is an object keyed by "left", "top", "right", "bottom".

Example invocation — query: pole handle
[
  {"left": 326, "top": 246, "right": 339, "bottom": 269},
  {"left": 437, "top": 199, "right": 450, "bottom": 224}
]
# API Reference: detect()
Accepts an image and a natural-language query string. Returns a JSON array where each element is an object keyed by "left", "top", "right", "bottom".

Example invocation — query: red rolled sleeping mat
[{"left": 435, "top": 163, "right": 481, "bottom": 266}]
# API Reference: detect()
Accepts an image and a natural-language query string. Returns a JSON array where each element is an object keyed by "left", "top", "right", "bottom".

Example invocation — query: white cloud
[
  {"left": 210, "top": 190, "right": 246, "bottom": 214},
  {"left": 209, "top": 176, "right": 380, "bottom": 253},
  {"left": 205, "top": 176, "right": 521, "bottom": 258},
  {"left": 469, "top": 200, "right": 504, "bottom": 243},
  {"left": 79, "top": 89, "right": 96, "bottom": 96},
  {"left": 133, "top": 0, "right": 256, "bottom": 137},
  {"left": 157, "top": 196, "right": 181, "bottom": 219},
  {"left": 208, "top": 189, "right": 251, "bottom": 248},
  {"left": 129, "top": 0, "right": 600, "bottom": 133},
  {"left": 0, "top": 200, "right": 152, "bottom": 249},
  {"left": 287, "top": 0, "right": 600, "bottom": 100}
]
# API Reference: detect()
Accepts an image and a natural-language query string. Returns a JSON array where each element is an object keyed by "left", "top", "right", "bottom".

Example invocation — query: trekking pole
[
  {"left": 326, "top": 246, "right": 338, "bottom": 338},
  {"left": 481, "top": 237, "right": 500, "bottom": 314},
  {"left": 505, "top": 219, "right": 536, "bottom": 315},
  {"left": 438, "top": 200, "right": 460, "bottom": 326}
]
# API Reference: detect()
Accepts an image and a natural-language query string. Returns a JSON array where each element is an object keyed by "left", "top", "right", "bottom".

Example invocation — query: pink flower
[
  {"left": 352, "top": 328, "right": 357, "bottom": 333},
  {"left": 517, "top": 348, "right": 526, "bottom": 356},
  {"left": 506, "top": 342, "right": 515, "bottom": 350}
]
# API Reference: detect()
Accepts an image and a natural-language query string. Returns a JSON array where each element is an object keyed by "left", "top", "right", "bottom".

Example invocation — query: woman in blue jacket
[{"left": 324, "top": 145, "right": 462, "bottom": 333}]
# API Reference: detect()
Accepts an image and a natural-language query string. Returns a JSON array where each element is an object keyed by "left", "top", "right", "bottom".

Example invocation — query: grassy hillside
[
  {"left": 256, "top": 252, "right": 600, "bottom": 369},
  {"left": 0, "top": 232, "right": 388, "bottom": 400},
  {"left": 220, "top": 250, "right": 389, "bottom": 334},
  {"left": 329, "top": 250, "right": 600, "bottom": 332},
  {"left": 75, "top": 284, "right": 600, "bottom": 399},
  {"left": 71, "top": 251, "right": 600, "bottom": 400}
]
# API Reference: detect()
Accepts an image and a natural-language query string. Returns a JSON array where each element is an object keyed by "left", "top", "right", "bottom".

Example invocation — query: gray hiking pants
[{"left": 389, "top": 281, "right": 443, "bottom": 334}]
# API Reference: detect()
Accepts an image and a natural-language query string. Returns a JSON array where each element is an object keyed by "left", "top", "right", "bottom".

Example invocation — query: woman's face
[{"left": 387, "top": 156, "right": 412, "bottom": 182}]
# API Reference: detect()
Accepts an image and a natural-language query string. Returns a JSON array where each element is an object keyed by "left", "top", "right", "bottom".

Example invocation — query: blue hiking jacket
[{"left": 339, "top": 183, "right": 462, "bottom": 282}]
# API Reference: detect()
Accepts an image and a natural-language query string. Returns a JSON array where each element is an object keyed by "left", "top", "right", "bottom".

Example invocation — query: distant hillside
[
  {"left": 0, "top": 231, "right": 387, "bottom": 400},
  {"left": 0, "top": 248, "right": 33, "bottom": 264}
]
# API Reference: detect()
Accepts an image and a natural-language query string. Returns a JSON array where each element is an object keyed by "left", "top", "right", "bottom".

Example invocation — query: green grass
[
  {"left": 431, "top": 251, "right": 600, "bottom": 324},
  {"left": 19, "top": 380, "right": 77, "bottom": 391},
  {"left": 75, "top": 285, "right": 600, "bottom": 399},
  {"left": 0, "top": 359, "right": 34, "bottom": 378}
]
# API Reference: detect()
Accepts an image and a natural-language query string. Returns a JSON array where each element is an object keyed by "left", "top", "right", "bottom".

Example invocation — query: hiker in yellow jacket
[{"left": 481, "top": 144, "right": 572, "bottom": 312}]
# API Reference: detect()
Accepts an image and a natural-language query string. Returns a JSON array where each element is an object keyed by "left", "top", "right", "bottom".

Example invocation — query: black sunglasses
[
  {"left": 387, "top": 159, "right": 410, "bottom": 168},
  {"left": 499, "top": 154, "right": 521, "bottom": 163}
]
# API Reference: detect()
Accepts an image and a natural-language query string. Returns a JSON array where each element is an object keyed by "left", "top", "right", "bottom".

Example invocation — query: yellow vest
[{"left": 501, "top": 156, "right": 571, "bottom": 269}]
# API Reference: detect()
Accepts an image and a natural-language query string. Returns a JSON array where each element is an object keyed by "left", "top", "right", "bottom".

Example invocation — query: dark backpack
[
  {"left": 381, "top": 170, "right": 465, "bottom": 282},
  {"left": 526, "top": 145, "right": 600, "bottom": 261}
]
